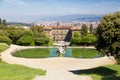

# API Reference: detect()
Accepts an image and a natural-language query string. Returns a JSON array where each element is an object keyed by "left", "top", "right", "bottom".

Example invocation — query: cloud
[{"left": 3, "top": 0, "right": 29, "bottom": 8}]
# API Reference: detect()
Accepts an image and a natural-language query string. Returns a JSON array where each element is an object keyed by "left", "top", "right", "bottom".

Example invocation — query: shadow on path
[{"left": 69, "top": 67, "right": 120, "bottom": 80}]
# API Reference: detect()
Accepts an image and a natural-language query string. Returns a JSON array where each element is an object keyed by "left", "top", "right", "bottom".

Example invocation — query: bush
[
  {"left": 0, "top": 36, "right": 12, "bottom": 45},
  {"left": 7, "top": 30, "right": 25, "bottom": 43},
  {"left": 16, "top": 36, "right": 33, "bottom": 46},
  {"left": 70, "top": 37, "right": 81, "bottom": 46},
  {"left": 80, "top": 36, "right": 97, "bottom": 46},
  {"left": 0, "top": 30, "right": 8, "bottom": 36},
  {"left": 48, "top": 39, "right": 53, "bottom": 46},
  {"left": 35, "top": 38, "right": 49, "bottom": 46},
  {"left": 23, "top": 30, "right": 34, "bottom": 37}
]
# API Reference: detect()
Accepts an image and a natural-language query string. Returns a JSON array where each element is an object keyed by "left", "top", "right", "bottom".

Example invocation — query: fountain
[
  {"left": 58, "top": 46, "right": 65, "bottom": 54},
  {"left": 57, "top": 41, "right": 66, "bottom": 57}
]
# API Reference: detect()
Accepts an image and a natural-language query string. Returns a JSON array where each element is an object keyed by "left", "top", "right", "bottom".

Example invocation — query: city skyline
[{"left": 0, "top": 0, "right": 120, "bottom": 22}]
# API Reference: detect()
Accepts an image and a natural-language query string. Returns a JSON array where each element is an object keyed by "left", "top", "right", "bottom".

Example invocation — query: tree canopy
[
  {"left": 0, "top": 18, "right": 7, "bottom": 29},
  {"left": 89, "top": 24, "right": 94, "bottom": 33},
  {"left": 81, "top": 24, "right": 88, "bottom": 36},
  {"left": 0, "top": 23, "right": 52, "bottom": 46},
  {"left": 96, "top": 12, "right": 120, "bottom": 60}
]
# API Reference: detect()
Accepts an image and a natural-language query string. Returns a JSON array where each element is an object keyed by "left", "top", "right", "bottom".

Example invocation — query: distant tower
[{"left": 57, "top": 21, "right": 61, "bottom": 27}]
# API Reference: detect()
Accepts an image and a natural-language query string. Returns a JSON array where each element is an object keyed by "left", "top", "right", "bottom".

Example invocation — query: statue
[{"left": 56, "top": 41, "right": 66, "bottom": 57}]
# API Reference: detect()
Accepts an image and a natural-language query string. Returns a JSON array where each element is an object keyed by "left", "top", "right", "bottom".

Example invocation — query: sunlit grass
[{"left": 0, "top": 62, "right": 46, "bottom": 80}]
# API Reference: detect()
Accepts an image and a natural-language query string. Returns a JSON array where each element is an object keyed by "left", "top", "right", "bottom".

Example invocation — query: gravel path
[{"left": 1, "top": 45, "right": 116, "bottom": 80}]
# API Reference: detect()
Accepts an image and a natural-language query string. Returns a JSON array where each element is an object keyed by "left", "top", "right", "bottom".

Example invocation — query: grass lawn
[
  {"left": 13, "top": 48, "right": 50, "bottom": 58},
  {"left": 72, "top": 48, "right": 103, "bottom": 58},
  {"left": 0, "top": 43, "right": 9, "bottom": 52},
  {"left": 70, "top": 64, "right": 120, "bottom": 80},
  {"left": 0, "top": 43, "right": 46, "bottom": 80},
  {"left": 0, "top": 61, "right": 46, "bottom": 80}
]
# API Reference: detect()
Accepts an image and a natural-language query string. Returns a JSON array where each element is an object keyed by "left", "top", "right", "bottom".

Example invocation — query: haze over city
[{"left": 0, "top": 0, "right": 120, "bottom": 22}]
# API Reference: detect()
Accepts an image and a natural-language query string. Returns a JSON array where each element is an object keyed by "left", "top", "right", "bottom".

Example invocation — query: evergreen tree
[
  {"left": 0, "top": 18, "right": 1, "bottom": 24},
  {"left": 81, "top": 24, "right": 88, "bottom": 36},
  {"left": 89, "top": 24, "right": 94, "bottom": 33},
  {"left": 2, "top": 19, "right": 7, "bottom": 26}
]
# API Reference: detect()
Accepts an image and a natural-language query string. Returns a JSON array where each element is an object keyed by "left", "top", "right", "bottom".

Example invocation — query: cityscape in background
[{"left": 7, "top": 14, "right": 101, "bottom": 28}]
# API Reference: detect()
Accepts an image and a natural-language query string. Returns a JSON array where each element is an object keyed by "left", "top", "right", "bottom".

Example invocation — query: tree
[
  {"left": 73, "top": 32, "right": 80, "bottom": 37},
  {"left": 0, "top": 18, "right": 1, "bottom": 24},
  {"left": 35, "top": 37, "right": 49, "bottom": 46},
  {"left": 81, "top": 24, "right": 88, "bottom": 36},
  {"left": 30, "top": 26, "right": 44, "bottom": 35},
  {"left": 0, "top": 18, "right": 7, "bottom": 29},
  {"left": 8, "top": 29, "right": 25, "bottom": 43},
  {"left": 96, "top": 12, "right": 120, "bottom": 60},
  {"left": 70, "top": 32, "right": 81, "bottom": 45},
  {"left": 23, "top": 30, "right": 34, "bottom": 37},
  {"left": 2, "top": 19, "right": 7, "bottom": 26},
  {"left": 17, "top": 36, "right": 33, "bottom": 46},
  {"left": 30, "top": 25, "right": 51, "bottom": 46},
  {"left": 89, "top": 24, "right": 94, "bottom": 33}
]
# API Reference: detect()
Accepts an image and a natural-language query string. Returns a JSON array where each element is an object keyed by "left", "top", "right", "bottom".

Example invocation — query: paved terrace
[{"left": 1, "top": 45, "right": 116, "bottom": 80}]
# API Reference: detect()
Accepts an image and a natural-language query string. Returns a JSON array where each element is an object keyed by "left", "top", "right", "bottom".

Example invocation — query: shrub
[
  {"left": 7, "top": 30, "right": 25, "bottom": 43},
  {"left": 0, "top": 30, "right": 8, "bottom": 36},
  {"left": 23, "top": 30, "right": 34, "bottom": 37},
  {"left": 48, "top": 39, "right": 53, "bottom": 46},
  {"left": 0, "top": 36, "right": 12, "bottom": 45},
  {"left": 16, "top": 36, "right": 33, "bottom": 46},
  {"left": 35, "top": 38, "right": 49, "bottom": 46},
  {"left": 80, "top": 36, "right": 97, "bottom": 46},
  {"left": 70, "top": 37, "right": 81, "bottom": 45}
]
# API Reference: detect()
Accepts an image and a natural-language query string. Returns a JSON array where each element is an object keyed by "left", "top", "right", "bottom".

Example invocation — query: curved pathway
[{"left": 1, "top": 45, "right": 116, "bottom": 80}]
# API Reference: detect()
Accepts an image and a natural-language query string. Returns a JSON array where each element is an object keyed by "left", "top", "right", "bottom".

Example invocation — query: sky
[{"left": 0, "top": 0, "right": 120, "bottom": 22}]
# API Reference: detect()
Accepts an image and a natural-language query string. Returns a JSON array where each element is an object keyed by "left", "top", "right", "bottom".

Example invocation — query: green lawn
[
  {"left": 72, "top": 48, "right": 103, "bottom": 58},
  {"left": 0, "top": 43, "right": 9, "bottom": 52},
  {"left": 70, "top": 64, "right": 120, "bottom": 80},
  {"left": 0, "top": 62, "right": 46, "bottom": 80},
  {"left": 0, "top": 44, "right": 46, "bottom": 80},
  {"left": 13, "top": 48, "right": 50, "bottom": 58}
]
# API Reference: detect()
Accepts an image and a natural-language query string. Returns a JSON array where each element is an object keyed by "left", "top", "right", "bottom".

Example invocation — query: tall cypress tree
[
  {"left": 89, "top": 24, "right": 94, "bottom": 33},
  {"left": 81, "top": 24, "right": 88, "bottom": 36},
  {"left": 2, "top": 19, "right": 7, "bottom": 26},
  {"left": 0, "top": 18, "right": 1, "bottom": 24}
]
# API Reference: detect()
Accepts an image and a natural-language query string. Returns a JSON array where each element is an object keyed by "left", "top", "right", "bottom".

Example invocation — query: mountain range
[{"left": 36, "top": 14, "right": 103, "bottom": 22}]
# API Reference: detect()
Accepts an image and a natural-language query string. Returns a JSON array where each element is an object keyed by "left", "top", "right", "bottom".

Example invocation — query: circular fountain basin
[{"left": 12, "top": 48, "right": 103, "bottom": 58}]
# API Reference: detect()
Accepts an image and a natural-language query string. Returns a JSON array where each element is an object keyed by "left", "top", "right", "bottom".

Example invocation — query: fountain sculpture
[{"left": 57, "top": 41, "right": 66, "bottom": 56}]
